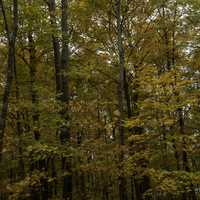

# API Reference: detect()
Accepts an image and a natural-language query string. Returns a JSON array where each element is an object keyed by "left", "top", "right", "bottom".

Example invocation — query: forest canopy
[{"left": 0, "top": 0, "right": 200, "bottom": 200}]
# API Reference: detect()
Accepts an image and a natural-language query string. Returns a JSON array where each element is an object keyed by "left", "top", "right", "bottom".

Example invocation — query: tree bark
[
  {"left": 48, "top": 0, "right": 61, "bottom": 96},
  {"left": 124, "top": 69, "right": 132, "bottom": 118},
  {"left": 0, "top": 0, "right": 18, "bottom": 161},
  {"left": 116, "top": 0, "right": 125, "bottom": 146},
  {"left": 115, "top": 1, "right": 127, "bottom": 200},
  {"left": 60, "top": 1, "right": 72, "bottom": 199},
  {"left": 28, "top": 32, "right": 40, "bottom": 141},
  {"left": 47, "top": 0, "right": 72, "bottom": 198}
]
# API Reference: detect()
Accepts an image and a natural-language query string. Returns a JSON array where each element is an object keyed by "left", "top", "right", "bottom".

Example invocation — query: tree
[{"left": 0, "top": 0, "right": 18, "bottom": 160}]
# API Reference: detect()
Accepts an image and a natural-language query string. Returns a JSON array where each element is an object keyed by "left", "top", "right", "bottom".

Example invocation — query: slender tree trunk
[
  {"left": 115, "top": 0, "right": 125, "bottom": 146},
  {"left": 0, "top": 0, "right": 18, "bottom": 161},
  {"left": 60, "top": 0, "right": 70, "bottom": 142},
  {"left": 124, "top": 70, "right": 132, "bottom": 118},
  {"left": 48, "top": 0, "right": 61, "bottom": 96},
  {"left": 28, "top": 32, "right": 40, "bottom": 141},
  {"left": 13, "top": 49, "right": 25, "bottom": 178},
  {"left": 60, "top": 1, "right": 72, "bottom": 199},
  {"left": 48, "top": 0, "right": 72, "bottom": 198},
  {"left": 115, "top": 1, "right": 128, "bottom": 200}
]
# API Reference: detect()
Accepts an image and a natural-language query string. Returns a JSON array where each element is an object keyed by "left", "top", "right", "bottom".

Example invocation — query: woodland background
[{"left": 0, "top": 0, "right": 200, "bottom": 200}]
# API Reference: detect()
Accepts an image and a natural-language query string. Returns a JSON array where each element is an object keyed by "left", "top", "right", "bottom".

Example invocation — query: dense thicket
[{"left": 0, "top": 0, "right": 200, "bottom": 200}]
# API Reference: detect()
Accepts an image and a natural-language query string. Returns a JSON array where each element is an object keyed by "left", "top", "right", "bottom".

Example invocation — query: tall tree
[{"left": 0, "top": 0, "right": 18, "bottom": 160}]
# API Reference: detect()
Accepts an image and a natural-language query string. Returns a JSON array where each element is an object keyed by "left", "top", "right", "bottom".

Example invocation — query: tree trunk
[
  {"left": 60, "top": 1, "right": 72, "bottom": 199},
  {"left": 48, "top": 0, "right": 61, "bottom": 96},
  {"left": 0, "top": 0, "right": 18, "bottom": 161},
  {"left": 124, "top": 69, "right": 132, "bottom": 118},
  {"left": 48, "top": 0, "right": 72, "bottom": 198},
  {"left": 115, "top": 1, "right": 127, "bottom": 200},
  {"left": 28, "top": 32, "right": 40, "bottom": 141},
  {"left": 115, "top": 0, "right": 125, "bottom": 146}
]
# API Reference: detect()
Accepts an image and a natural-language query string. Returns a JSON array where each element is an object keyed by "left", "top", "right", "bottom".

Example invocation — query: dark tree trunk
[
  {"left": 13, "top": 43, "right": 25, "bottom": 178},
  {"left": 124, "top": 69, "right": 132, "bottom": 118},
  {"left": 0, "top": 0, "right": 18, "bottom": 161},
  {"left": 28, "top": 32, "right": 40, "bottom": 141},
  {"left": 48, "top": 0, "right": 72, "bottom": 198},
  {"left": 60, "top": 0, "right": 70, "bottom": 142},
  {"left": 60, "top": 1, "right": 72, "bottom": 199},
  {"left": 48, "top": 0, "right": 61, "bottom": 96},
  {"left": 115, "top": 1, "right": 127, "bottom": 200}
]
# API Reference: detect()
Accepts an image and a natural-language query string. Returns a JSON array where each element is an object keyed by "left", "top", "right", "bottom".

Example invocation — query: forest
[{"left": 0, "top": 0, "right": 200, "bottom": 199}]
